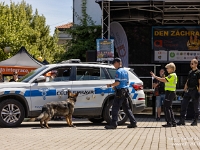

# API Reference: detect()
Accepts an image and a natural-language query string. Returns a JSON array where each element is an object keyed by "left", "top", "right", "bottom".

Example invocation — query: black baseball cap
[{"left": 112, "top": 58, "right": 121, "bottom": 64}]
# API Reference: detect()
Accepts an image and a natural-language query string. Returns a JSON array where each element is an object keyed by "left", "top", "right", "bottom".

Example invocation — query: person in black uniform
[
  {"left": 104, "top": 58, "right": 137, "bottom": 129},
  {"left": 177, "top": 59, "right": 200, "bottom": 126}
]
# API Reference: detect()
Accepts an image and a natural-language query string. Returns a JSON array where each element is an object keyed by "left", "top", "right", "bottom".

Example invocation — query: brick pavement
[{"left": 0, "top": 117, "right": 200, "bottom": 150}]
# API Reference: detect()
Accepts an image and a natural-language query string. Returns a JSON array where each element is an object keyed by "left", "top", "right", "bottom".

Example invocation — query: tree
[
  {"left": 0, "top": 1, "right": 65, "bottom": 63},
  {"left": 60, "top": 0, "right": 101, "bottom": 61}
]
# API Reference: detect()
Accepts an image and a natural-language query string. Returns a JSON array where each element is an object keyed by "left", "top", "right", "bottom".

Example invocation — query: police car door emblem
[{"left": 39, "top": 88, "right": 49, "bottom": 100}]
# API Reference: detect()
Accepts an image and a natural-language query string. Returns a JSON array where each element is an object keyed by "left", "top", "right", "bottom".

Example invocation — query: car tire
[
  {"left": 103, "top": 99, "right": 128, "bottom": 125},
  {"left": 0, "top": 99, "right": 25, "bottom": 128},
  {"left": 88, "top": 118, "right": 104, "bottom": 123}
]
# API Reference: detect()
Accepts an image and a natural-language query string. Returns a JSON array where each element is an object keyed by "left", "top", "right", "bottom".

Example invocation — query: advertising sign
[
  {"left": 152, "top": 26, "right": 200, "bottom": 62},
  {"left": 0, "top": 66, "right": 36, "bottom": 75},
  {"left": 110, "top": 22, "right": 129, "bottom": 67},
  {"left": 96, "top": 39, "right": 114, "bottom": 61}
]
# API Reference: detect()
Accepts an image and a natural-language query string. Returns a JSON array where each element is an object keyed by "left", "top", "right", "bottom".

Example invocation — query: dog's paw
[{"left": 70, "top": 125, "right": 76, "bottom": 128}]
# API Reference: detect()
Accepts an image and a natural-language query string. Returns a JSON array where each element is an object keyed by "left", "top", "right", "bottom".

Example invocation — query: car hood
[{"left": 0, "top": 82, "right": 29, "bottom": 89}]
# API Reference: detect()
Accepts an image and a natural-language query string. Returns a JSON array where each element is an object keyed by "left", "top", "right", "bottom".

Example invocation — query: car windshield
[{"left": 18, "top": 66, "right": 48, "bottom": 83}]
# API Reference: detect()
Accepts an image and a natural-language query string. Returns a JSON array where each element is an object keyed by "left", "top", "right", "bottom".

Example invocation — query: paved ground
[{"left": 0, "top": 115, "right": 200, "bottom": 150}]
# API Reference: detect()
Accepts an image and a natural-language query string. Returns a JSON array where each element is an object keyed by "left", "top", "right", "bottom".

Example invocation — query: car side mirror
[{"left": 35, "top": 76, "right": 46, "bottom": 83}]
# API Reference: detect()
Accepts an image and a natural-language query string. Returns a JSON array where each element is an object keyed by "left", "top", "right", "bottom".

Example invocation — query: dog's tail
[
  {"left": 36, "top": 107, "right": 47, "bottom": 120},
  {"left": 37, "top": 113, "right": 44, "bottom": 120}
]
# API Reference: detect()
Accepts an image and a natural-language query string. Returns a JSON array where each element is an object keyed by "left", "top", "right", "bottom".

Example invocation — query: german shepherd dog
[{"left": 37, "top": 90, "right": 79, "bottom": 128}]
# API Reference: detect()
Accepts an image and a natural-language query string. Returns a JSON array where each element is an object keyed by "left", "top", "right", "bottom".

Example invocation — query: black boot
[
  {"left": 127, "top": 124, "right": 137, "bottom": 128},
  {"left": 191, "top": 119, "right": 197, "bottom": 126},
  {"left": 177, "top": 118, "right": 185, "bottom": 125},
  {"left": 104, "top": 125, "right": 117, "bottom": 129},
  {"left": 162, "top": 122, "right": 172, "bottom": 127}
]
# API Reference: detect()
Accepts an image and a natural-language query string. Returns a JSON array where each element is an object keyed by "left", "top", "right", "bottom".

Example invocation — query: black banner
[{"left": 152, "top": 26, "right": 200, "bottom": 62}]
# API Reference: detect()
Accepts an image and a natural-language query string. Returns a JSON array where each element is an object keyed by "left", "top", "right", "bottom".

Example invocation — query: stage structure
[{"left": 96, "top": 0, "right": 200, "bottom": 39}]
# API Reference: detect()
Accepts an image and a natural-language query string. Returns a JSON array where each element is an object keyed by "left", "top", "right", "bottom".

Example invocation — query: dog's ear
[
  {"left": 74, "top": 92, "right": 79, "bottom": 97},
  {"left": 68, "top": 90, "right": 72, "bottom": 97}
]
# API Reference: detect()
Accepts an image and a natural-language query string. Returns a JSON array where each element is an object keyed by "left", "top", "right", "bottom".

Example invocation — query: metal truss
[
  {"left": 97, "top": 0, "right": 200, "bottom": 38},
  {"left": 101, "top": 0, "right": 110, "bottom": 39}
]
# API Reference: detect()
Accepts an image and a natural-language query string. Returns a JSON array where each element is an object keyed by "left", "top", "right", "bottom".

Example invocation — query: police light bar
[{"left": 61, "top": 59, "right": 81, "bottom": 63}]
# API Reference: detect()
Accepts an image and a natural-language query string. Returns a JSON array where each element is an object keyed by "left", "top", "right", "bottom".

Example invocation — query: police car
[{"left": 0, "top": 59, "right": 145, "bottom": 127}]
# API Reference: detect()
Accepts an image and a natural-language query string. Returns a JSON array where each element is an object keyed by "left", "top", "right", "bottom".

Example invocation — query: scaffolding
[
  {"left": 97, "top": 0, "right": 200, "bottom": 39},
  {"left": 101, "top": 0, "right": 111, "bottom": 39}
]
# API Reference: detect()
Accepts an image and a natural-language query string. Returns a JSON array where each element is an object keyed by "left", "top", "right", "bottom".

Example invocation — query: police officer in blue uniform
[{"left": 105, "top": 58, "right": 137, "bottom": 129}]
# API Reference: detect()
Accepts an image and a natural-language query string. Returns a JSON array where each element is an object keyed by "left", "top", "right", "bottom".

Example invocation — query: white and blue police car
[{"left": 0, "top": 59, "right": 145, "bottom": 127}]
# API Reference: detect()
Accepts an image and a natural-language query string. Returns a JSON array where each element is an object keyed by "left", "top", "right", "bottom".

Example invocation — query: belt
[
  {"left": 188, "top": 87, "right": 197, "bottom": 90},
  {"left": 165, "top": 90, "right": 175, "bottom": 92},
  {"left": 116, "top": 88, "right": 127, "bottom": 89},
  {"left": 116, "top": 88, "right": 128, "bottom": 91}
]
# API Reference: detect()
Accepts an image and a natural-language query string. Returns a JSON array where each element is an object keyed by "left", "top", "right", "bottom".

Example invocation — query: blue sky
[{"left": 4, "top": 0, "right": 73, "bottom": 35}]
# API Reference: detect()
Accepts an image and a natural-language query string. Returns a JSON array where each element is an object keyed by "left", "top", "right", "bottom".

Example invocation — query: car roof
[{"left": 45, "top": 63, "right": 131, "bottom": 70}]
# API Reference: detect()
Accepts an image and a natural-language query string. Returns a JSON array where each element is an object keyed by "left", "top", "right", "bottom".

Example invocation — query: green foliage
[
  {"left": 61, "top": 0, "right": 101, "bottom": 61},
  {"left": 0, "top": 1, "right": 65, "bottom": 63}
]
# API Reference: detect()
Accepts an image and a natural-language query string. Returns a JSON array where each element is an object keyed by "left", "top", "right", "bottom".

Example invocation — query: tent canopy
[{"left": 0, "top": 46, "right": 44, "bottom": 75}]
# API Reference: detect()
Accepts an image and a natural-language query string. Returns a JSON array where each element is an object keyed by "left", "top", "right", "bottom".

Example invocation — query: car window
[
  {"left": 76, "top": 67, "right": 106, "bottom": 80},
  {"left": 106, "top": 68, "right": 116, "bottom": 79},
  {"left": 43, "top": 67, "right": 72, "bottom": 82},
  {"left": 19, "top": 66, "right": 48, "bottom": 82},
  {"left": 129, "top": 68, "right": 139, "bottom": 78}
]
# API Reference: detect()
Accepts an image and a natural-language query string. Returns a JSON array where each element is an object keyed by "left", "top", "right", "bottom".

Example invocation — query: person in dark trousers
[
  {"left": 177, "top": 59, "right": 200, "bottom": 126},
  {"left": 150, "top": 62, "right": 177, "bottom": 127},
  {"left": 104, "top": 58, "right": 137, "bottom": 129},
  {"left": 153, "top": 69, "right": 165, "bottom": 121}
]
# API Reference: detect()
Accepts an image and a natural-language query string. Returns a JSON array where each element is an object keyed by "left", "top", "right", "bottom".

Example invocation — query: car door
[
  {"left": 30, "top": 66, "right": 73, "bottom": 111},
  {"left": 71, "top": 66, "right": 113, "bottom": 109}
]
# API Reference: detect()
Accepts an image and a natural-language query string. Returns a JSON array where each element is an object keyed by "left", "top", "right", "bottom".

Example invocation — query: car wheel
[
  {"left": 88, "top": 118, "right": 104, "bottom": 123},
  {"left": 0, "top": 99, "right": 25, "bottom": 127},
  {"left": 103, "top": 100, "right": 128, "bottom": 125}
]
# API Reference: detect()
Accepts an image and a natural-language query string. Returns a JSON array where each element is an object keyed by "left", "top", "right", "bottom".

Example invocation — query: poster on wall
[
  {"left": 152, "top": 26, "right": 200, "bottom": 62},
  {"left": 154, "top": 50, "right": 168, "bottom": 61},
  {"left": 96, "top": 39, "right": 114, "bottom": 62},
  {"left": 168, "top": 51, "right": 200, "bottom": 61}
]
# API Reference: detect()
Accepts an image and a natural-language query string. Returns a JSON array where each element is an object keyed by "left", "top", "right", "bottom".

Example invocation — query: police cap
[{"left": 112, "top": 58, "right": 121, "bottom": 64}]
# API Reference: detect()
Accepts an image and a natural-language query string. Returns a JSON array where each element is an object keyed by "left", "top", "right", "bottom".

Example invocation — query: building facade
[{"left": 73, "top": 0, "right": 101, "bottom": 25}]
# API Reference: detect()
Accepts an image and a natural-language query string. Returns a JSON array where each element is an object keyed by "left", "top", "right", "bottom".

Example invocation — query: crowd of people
[
  {"left": 151, "top": 58, "right": 200, "bottom": 127},
  {"left": 105, "top": 58, "right": 200, "bottom": 129}
]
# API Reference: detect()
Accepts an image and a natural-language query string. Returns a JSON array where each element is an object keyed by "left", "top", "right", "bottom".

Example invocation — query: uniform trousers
[
  {"left": 163, "top": 91, "right": 176, "bottom": 125},
  {"left": 180, "top": 89, "right": 199, "bottom": 119},
  {"left": 111, "top": 89, "right": 137, "bottom": 127}
]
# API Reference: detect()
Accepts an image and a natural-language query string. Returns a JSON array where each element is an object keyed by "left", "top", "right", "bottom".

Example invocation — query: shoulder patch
[
  {"left": 115, "top": 74, "right": 118, "bottom": 78},
  {"left": 167, "top": 75, "right": 172, "bottom": 79}
]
